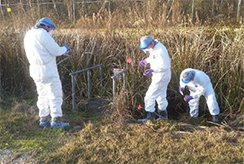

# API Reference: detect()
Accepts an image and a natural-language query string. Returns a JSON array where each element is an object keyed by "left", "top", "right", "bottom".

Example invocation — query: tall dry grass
[
  {"left": 0, "top": 26, "right": 243, "bottom": 122},
  {"left": 0, "top": 0, "right": 243, "bottom": 30},
  {"left": 44, "top": 121, "right": 244, "bottom": 163}
]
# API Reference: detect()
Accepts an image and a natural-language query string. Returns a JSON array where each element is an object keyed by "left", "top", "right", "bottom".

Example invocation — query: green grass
[
  {"left": 0, "top": 98, "right": 243, "bottom": 163},
  {"left": 0, "top": 110, "right": 68, "bottom": 160},
  {"left": 0, "top": 97, "right": 107, "bottom": 161}
]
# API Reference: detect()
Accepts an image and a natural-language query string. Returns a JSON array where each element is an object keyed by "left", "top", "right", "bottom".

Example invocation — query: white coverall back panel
[
  {"left": 180, "top": 68, "right": 220, "bottom": 117},
  {"left": 24, "top": 28, "right": 67, "bottom": 118},
  {"left": 144, "top": 42, "right": 171, "bottom": 112}
]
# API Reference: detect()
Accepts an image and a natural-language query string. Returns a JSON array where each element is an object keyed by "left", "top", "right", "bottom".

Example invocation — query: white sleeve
[{"left": 40, "top": 32, "right": 67, "bottom": 56}]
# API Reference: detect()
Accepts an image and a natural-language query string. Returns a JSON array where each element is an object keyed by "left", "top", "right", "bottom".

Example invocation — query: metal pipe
[
  {"left": 70, "top": 64, "right": 102, "bottom": 76},
  {"left": 99, "top": 65, "right": 103, "bottom": 88},
  {"left": 87, "top": 70, "right": 91, "bottom": 99},
  {"left": 112, "top": 68, "right": 126, "bottom": 98},
  {"left": 71, "top": 74, "right": 77, "bottom": 112},
  {"left": 122, "top": 68, "right": 126, "bottom": 92},
  {"left": 70, "top": 64, "right": 103, "bottom": 112},
  {"left": 113, "top": 76, "right": 117, "bottom": 98}
]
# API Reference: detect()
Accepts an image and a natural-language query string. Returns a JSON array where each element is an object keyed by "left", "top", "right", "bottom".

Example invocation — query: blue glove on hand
[
  {"left": 139, "top": 59, "right": 147, "bottom": 67},
  {"left": 64, "top": 44, "right": 70, "bottom": 54},
  {"left": 143, "top": 69, "right": 154, "bottom": 76},
  {"left": 184, "top": 95, "right": 193, "bottom": 102},
  {"left": 179, "top": 86, "right": 185, "bottom": 95}
]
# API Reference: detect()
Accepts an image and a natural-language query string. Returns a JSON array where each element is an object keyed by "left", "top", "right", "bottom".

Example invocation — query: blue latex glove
[
  {"left": 139, "top": 59, "right": 147, "bottom": 67},
  {"left": 184, "top": 95, "right": 193, "bottom": 102},
  {"left": 179, "top": 86, "right": 185, "bottom": 95},
  {"left": 143, "top": 69, "right": 154, "bottom": 76},
  {"left": 64, "top": 44, "right": 70, "bottom": 54}
]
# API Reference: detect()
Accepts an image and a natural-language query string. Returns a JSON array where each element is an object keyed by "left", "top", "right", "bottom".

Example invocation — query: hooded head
[
  {"left": 139, "top": 36, "right": 153, "bottom": 49},
  {"left": 182, "top": 70, "right": 195, "bottom": 83},
  {"left": 35, "top": 17, "right": 56, "bottom": 32}
]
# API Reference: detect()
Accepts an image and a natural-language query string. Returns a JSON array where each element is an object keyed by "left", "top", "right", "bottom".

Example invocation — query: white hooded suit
[
  {"left": 179, "top": 68, "right": 220, "bottom": 117},
  {"left": 144, "top": 41, "right": 171, "bottom": 113},
  {"left": 24, "top": 28, "right": 67, "bottom": 118}
]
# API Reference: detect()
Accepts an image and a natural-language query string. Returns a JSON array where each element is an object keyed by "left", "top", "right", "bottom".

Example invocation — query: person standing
[
  {"left": 24, "top": 17, "right": 70, "bottom": 128},
  {"left": 179, "top": 68, "right": 220, "bottom": 123},
  {"left": 138, "top": 36, "right": 171, "bottom": 122}
]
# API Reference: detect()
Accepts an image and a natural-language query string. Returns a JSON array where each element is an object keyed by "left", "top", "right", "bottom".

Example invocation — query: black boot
[
  {"left": 212, "top": 115, "right": 219, "bottom": 123},
  {"left": 156, "top": 110, "right": 168, "bottom": 121},
  {"left": 138, "top": 112, "right": 155, "bottom": 123}
]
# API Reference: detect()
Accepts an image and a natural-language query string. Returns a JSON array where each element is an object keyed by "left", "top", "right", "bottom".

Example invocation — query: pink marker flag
[
  {"left": 137, "top": 104, "right": 142, "bottom": 111},
  {"left": 127, "top": 57, "right": 132, "bottom": 63}
]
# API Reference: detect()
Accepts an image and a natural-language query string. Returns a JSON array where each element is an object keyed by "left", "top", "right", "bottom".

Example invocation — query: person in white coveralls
[
  {"left": 138, "top": 36, "right": 171, "bottom": 122},
  {"left": 179, "top": 68, "right": 220, "bottom": 123},
  {"left": 24, "top": 17, "right": 70, "bottom": 128}
]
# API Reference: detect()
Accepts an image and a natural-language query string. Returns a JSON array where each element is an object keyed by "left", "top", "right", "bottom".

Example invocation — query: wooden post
[
  {"left": 0, "top": 0, "right": 4, "bottom": 18},
  {"left": 52, "top": 0, "right": 58, "bottom": 16},
  {"left": 72, "top": 0, "right": 75, "bottom": 23},
  {"left": 71, "top": 74, "right": 77, "bottom": 112},
  {"left": 237, "top": 0, "right": 242, "bottom": 23},
  {"left": 191, "top": 0, "right": 195, "bottom": 24},
  {"left": 87, "top": 70, "right": 92, "bottom": 99},
  {"left": 212, "top": 0, "right": 215, "bottom": 17}
]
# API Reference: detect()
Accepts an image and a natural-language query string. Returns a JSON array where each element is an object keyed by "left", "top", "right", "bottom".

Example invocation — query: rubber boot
[
  {"left": 212, "top": 115, "right": 219, "bottom": 123},
  {"left": 39, "top": 116, "right": 50, "bottom": 127},
  {"left": 51, "top": 117, "right": 70, "bottom": 128},
  {"left": 138, "top": 112, "right": 155, "bottom": 123},
  {"left": 156, "top": 110, "right": 168, "bottom": 121}
]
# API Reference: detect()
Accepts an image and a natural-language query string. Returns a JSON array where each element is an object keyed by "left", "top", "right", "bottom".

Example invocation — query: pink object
[
  {"left": 127, "top": 57, "right": 133, "bottom": 63},
  {"left": 137, "top": 104, "right": 142, "bottom": 110}
]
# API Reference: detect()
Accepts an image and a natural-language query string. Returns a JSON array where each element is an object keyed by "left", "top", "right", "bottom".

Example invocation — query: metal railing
[
  {"left": 111, "top": 68, "right": 126, "bottom": 98},
  {"left": 70, "top": 64, "right": 103, "bottom": 112}
]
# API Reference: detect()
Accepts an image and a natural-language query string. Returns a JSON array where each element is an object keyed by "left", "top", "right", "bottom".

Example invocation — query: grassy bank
[{"left": 0, "top": 98, "right": 243, "bottom": 163}]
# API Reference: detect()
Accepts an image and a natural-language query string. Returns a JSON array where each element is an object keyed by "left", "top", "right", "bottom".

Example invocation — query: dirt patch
[{"left": 0, "top": 149, "right": 35, "bottom": 164}]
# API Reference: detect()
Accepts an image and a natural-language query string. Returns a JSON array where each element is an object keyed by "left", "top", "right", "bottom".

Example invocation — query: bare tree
[
  {"left": 212, "top": 0, "right": 215, "bottom": 17},
  {"left": 191, "top": 0, "right": 195, "bottom": 23},
  {"left": 52, "top": 0, "right": 58, "bottom": 16},
  {"left": 0, "top": 1, "right": 4, "bottom": 18},
  {"left": 237, "top": 0, "right": 242, "bottom": 22}
]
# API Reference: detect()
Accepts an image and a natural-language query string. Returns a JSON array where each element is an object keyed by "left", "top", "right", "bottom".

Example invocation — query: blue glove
[
  {"left": 179, "top": 86, "right": 185, "bottom": 95},
  {"left": 64, "top": 44, "right": 70, "bottom": 54},
  {"left": 143, "top": 69, "right": 154, "bottom": 76},
  {"left": 184, "top": 95, "right": 193, "bottom": 102},
  {"left": 139, "top": 59, "right": 147, "bottom": 67}
]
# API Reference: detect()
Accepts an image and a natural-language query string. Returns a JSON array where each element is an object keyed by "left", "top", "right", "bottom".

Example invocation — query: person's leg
[
  {"left": 188, "top": 91, "right": 200, "bottom": 118},
  {"left": 138, "top": 85, "right": 158, "bottom": 123},
  {"left": 140, "top": 71, "right": 171, "bottom": 122},
  {"left": 156, "top": 81, "right": 170, "bottom": 120},
  {"left": 47, "top": 76, "right": 69, "bottom": 128},
  {"left": 35, "top": 81, "right": 50, "bottom": 127},
  {"left": 205, "top": 85, "right": 220, "bottom": 123},
  {"left": 138, "top": 78, "right": 162, "bottom": 123},
  {"left": 48, "top": 76, "right": 63, "bottom": 118}
]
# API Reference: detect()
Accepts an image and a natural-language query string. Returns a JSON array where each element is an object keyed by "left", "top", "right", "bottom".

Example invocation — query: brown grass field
[{"left": 0, "top": 1, "right": 243, "bottom": 163}]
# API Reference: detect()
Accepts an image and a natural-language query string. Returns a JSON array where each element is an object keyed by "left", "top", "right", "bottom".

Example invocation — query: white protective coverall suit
[
  {"left": 179, "top": 68, "right": 220, "bottom": 117},
  {"left": 24, "top": 28, "right": 67, "bottom": 119},
  {"left": 144, "top": 41, "right": 171, "bottom": 113}
]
